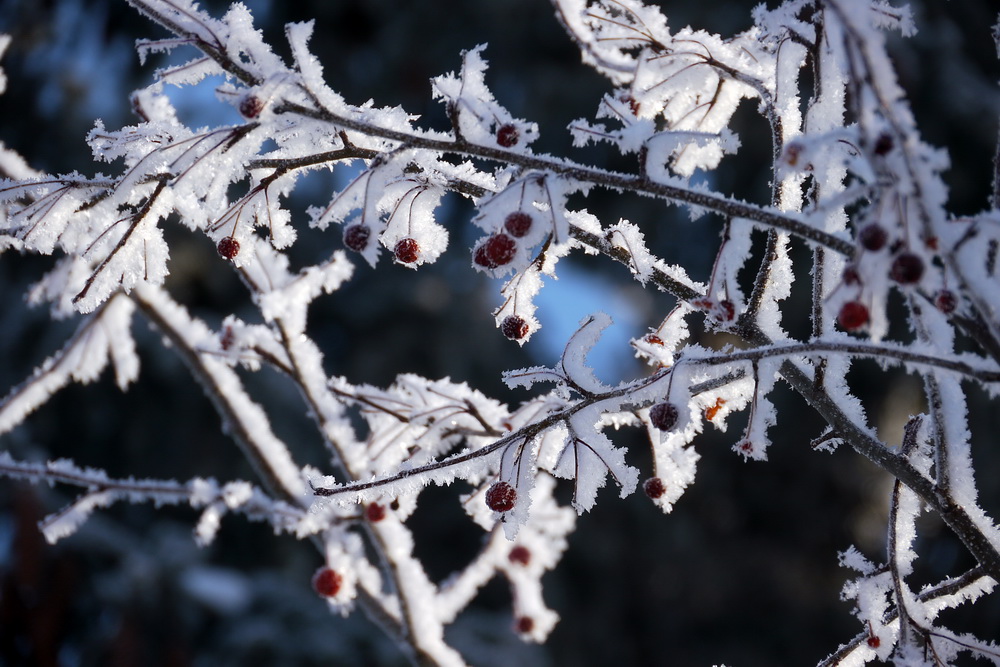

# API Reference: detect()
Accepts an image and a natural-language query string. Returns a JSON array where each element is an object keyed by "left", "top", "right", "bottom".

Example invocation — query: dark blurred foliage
[{"left": 0, "top": 0, "right": 998, "bottom": 665}]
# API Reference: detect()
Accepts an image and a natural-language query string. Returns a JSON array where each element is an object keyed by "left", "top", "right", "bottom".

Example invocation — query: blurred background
[{"left": 0, "top": 0, "right": 998, "bottom": 664}]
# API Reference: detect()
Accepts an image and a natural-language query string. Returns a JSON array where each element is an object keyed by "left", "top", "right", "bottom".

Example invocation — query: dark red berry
[
  {"left": 501, "top": 315, "right": 529, "bottom": 340},
  {"left": 343, "top": 224, "right": 371, "bottom": 252},
  {"left": 217, "top": 236, "right": 240, "bottom": 260},
  {"left": 394, "top": 237, "right": 420, "bottom": 264},
  {"left": 508, "top": 545, "right": 531, "bottom": 566},
  {"left": 504, "top": 211, "right": 533, "bottom": 238},
  {"left": 934, "top": 290, "right": 957, "bottom": 314},
  {"left": 873, "top": 133, "right": 893, "bottom": 156},
  {"left": 867, "top": 634, "right": 881, "bottom": 649},
  {"left": 239, "top": 95, "right": 264, "bottom": 119},
  {"left": 858, "top": 224, "right": 888, "bottom": 251},
  {"left": 473, "top": 234, "right": 517, "bottom": 269},
  {"left": 838, "top": 301, "right": 869, "bottom": 331},
  {"left": 496, "top": 124, "right": 519, "bottom": 148},
  {"left": 515, "top": 616, "right": 535, "bottom": 634},
  {"left": 890, "top": 252, "right": 924, "bottom": 284},
  {"left": 643, "top": 477, "right": 666, "bottom": 499},
  {"left": 649, "top": 402, "right": 679, "bottom": 431},
  {"left": 485, "top": 481, "right": 517, "bottom": 512},
  {"left": 312, "top": 567, "right": 343, "bottom": 597},
  {"left": 365, "top": 503, "right": 386, "bottom": 523}
]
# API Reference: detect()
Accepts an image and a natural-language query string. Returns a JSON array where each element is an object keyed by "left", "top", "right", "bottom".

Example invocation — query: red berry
[
  {"left": 496, "top": 124, "right": 519, "bottom": 147},
  {"left": 643, "top": 477, "right": 666, "bottom": 499},
  {"left": 394, "top": 237, "right": 420, "bottom": 264},
  {"left": 217, "top": 236, "right": 240, "bottom": 260},
  {"left": 343, "top": 224, "right": 371, "bottom": 252},
  {"left": 312, "top": 567, "right": 343, "bottom": 597},
  {"left": 508, "top": 545, "right": 531, "bottom": 566},
  {"left": 867, "top": 634, "right": 881, "bottom": 649},
  {"left": 515, "top": 616, "right": 534, "bottom": 634},
  {"left": 934, "top": 290, "right": 957, "bottom": 314},
  {"left": 501, "top": 315, "right": 529, "bottom": 340},
  {"left": 504, "top": 212, "right": 533, "bottom": 238},
  {"left": 838, "top": 301, "right": 869, "bottom": 331},
  {"left": 365, "top": 503, "right": 386, "bottom": 523},
  {"left": 485, "top": 481, "right": 517, "bottom": 512},
  {"left": 473, "top": 234, "right": 517, "bottom": 269},
  {"left": 858, "top": 224, "right": 888, "bottom": 251},
  {"left": 873, "top": 133, "right": 893, "bottom": 156},
  {"left": 890, "top": 252, "right": 924, "bottom": 284},
  {"left": 239, "top": 94, "right": 264, "bottom": 119},
  {"left": 649, "top": 402, "right": 679, "bottom": 431}
]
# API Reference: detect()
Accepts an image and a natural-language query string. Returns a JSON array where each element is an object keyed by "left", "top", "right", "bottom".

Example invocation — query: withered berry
[
  {"left": 889, "top": 252, "right": 924, "bottom": 284},
  {"left": 934, "top": 290, "right": 957, "bottom": 314},
  {"left": 858, "top": 224, "right": 888, "bottom": 252},
  {"left": 643, "top": 477, "right": 666, "bottom": 499},
  {"left": 515, "top": 616, "right": 535, "bottom": 634},
  {"left": 343, "top": 224, "right": 371, "bottom": 252},
  {"left": 504, "top": 212, "right": 533, "bottom": 238},
  {"left": 394, "top": 237, "right": 420, "bottom": 264},
  {"left": 501, "top": 315, "right": 529, "bottom": 340},
  {"left": 312, "top": 567, "right": 343, "bottom": 597},
  {"left": 485, "top": 481, "right": 517, "bottom": 512},
  {"left": 496, "top": 124, "right": 519, "bottom": 148},
  {"left": 473, "top": 234, "right": 517, "bottom": 269},
  {"left": 217, "top": 236, "right": 240, "bottom": 260},
  {"left": 508, "top": 545, "right": 531, "bottom": 566},
  {"left": 838, "top": 301, "right": 869, "bottom": 331},
  {"left": 649, "top": 402, "right": 679, "bottom": 431},
  {"left": 239, "top": 94, "right": 264, "bottom": 119}
]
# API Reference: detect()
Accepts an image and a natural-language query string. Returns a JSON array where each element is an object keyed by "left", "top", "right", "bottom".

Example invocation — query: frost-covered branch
[{"left": 1, "top": 0, "right": 999, "bottom": 664}]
